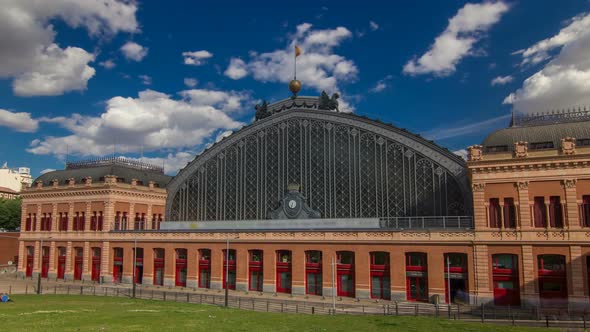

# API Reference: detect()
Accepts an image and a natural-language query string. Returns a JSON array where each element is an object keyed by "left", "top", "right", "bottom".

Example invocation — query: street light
[
  {"left": 224, "top": 234, "right": 239, "bottom": 307},
  {"left": 132, "top": 226, "right": 138, "bottom": 298}
]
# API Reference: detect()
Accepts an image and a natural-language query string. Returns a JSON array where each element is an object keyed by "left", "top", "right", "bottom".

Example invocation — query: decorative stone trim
[
  {"left": 467, "top": 145, "right": 483, "bottom": 161},
  {"left": 472, "top": 183, "right": 486, "bottom": 192},
  {"left": 561, "top": 137, "right": 576, "bottom": 155},
  {"left": 562, "top": 179, "right": 577, "bottom": 189},
  {"left": 514, "top": 141, "right": 528, "bottom": 158},
  {"left": 517, "top": 181, "right": 529, "bottom": 190}
]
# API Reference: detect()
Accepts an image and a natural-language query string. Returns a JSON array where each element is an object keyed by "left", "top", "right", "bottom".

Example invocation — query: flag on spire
[{"left": 295, "top": 45, "right": 302, "bottom": 57}]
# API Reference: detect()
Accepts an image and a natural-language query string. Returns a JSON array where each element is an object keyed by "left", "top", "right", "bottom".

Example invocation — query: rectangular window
[
  {"left": 549, "top": 196, "right": 563, "bottom": 228},
  {"left": 534, "top": 197, "right": 547, "bottom": 228},
  {"left": 530, "top": 141, "right": 554, "bottom": 150},
  {"left": 503, "top": 198, "right": 516, "bottom": 228},
  {"left": 583, "top": 196, "right": 590, "bottom": 227},
  {"left": 489, "top": 198, "right": 501, "bottom": 228}
]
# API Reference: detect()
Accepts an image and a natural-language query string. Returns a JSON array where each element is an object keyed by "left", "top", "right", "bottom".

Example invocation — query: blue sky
[{"left": 1, "top": 0, "right": 590, "bottom": 176}]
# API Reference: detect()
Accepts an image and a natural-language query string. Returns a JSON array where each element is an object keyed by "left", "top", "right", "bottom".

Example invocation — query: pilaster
[
  {"left": 569, "top": 246, "right": 586, "bottom": 303},
  {"left": 67, "top": 203, "right": 74, "bottom": 232},
  {"left": 82, "top": 241, "right": 90, "bottom": 280},
  {"left": 355, "top": 251, "right": 370, "bottom": 299},
  {"left": 262, "top": 248, "right": 276, "bottom": 293},
  {"left": 35, "top": 205, "right": 42, "bottom": 231},
  {"left": 129, "top": 203, "right": 136, "bottom": 230},
  {"left": 100, "top": 241, "right": 110, "bottom": 283},
  {"left": 472, "top": 183, "right": 486, "bottom": 229},
  {"left": 186, "top": 248, "right": 198, "bottom": 289},
  {"left": 291, "top": 247, "right": 306, "bottom": 296},
  {"left": 85, "top": 202, "right": 92, "bottom": 232},
  {"left": 17, "top": 241, "right": 25, "bottom": 272},
  {"left": 163, "top": 246, "right": 175, "bottom": 287},
  {"left": 473, "top": 244, "right": 492, "bottom": 304},
  {"left": 104, "top": 201, "right": 114, "bottom": 231},
  {"left": 51, "top": 203, "right": 58, "bottom": 232},
  {"left": 521, "top": 245, "right": 537, "bottom": 306},
  {"left": 65, "top": 241, "right": 73, "bottom": 280},
  {"left": 48, "top": 241, "right": 56, "bottom": 274},
  {"left": 562, "top": 179, "right": 580, "bottom": 229},
  {"left": 146, "top": 204, "right": 153, "bottom": 230},
  {"left": 517, "top": 182, "right": 532, "bottom": 229}
]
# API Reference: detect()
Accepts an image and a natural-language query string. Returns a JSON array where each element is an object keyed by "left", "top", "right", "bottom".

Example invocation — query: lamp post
[
  {"left": 132, "top": 227, "right": 138, "bottom": 298},
  {"left": 447, "top": 255, "right": 452, "bottom": 305},
  {"left": 331, "top": 255, "right": 336, "bottom": 313},
  {"left": 224, "top": 234, "right": 239, "bottom": 308}
]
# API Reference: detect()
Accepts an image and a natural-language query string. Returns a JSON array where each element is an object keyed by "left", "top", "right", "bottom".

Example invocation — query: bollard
[
  {"left": 312, "top": 307, "right": 315, "bottom": 315},
  {"left": 583, "top": 316, "right": 586, "bottom": 330},
  {"left": 80, "top": 286, "right": 83, "bottom": 295},
  {"left": 281, "top": 303, "right": 284, "bottom": 312},
  {"left": 152, "top": 290, "right": 154, "bottom": 300},
  {"left": 267, "top": 300, "right": 269, "bottom": 312},
  {"left": 415, "top": 303, "right": 418, "bottom": 316},
  {"left": 67, "top": 285, "right": 70, "bottom": 295},
  {"left": 296, "top": 304, "right": 298, "bottom": 314},
  {"left": 395, "top": 301, "right": 399, "bottom": 316},
  {"left": 25, "top": 284, "right": 28, "bottom": 294},
  {"left": 54, "top": 286, "right": 57, "bottom": 295},
  {"left": 481, "top": 304, "right": 485, "bottom": 323},
  {"left": 187, "top": 293, "right": 190, "bottom": 302},
  {"left": 163, "top": 292, "right": 166, "bottom": 301},
  {"left": 448, "top": 304, "right": 451, "bottom": 319},
  {"left": 93, "top": 286, "right": 96, "bottom": 296},
  {"left": 545, "top": 316, "right": 549, "bottom": 328}
]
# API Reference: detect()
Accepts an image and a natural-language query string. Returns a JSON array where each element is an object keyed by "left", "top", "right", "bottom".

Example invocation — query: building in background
[
  {"left": 0, "top": 232, "right": 19, "bottom": 267},
  {"left": 17, "top": 157, "right": 170, "bottom": 282},
  {"left": 0, "top": 163, "right": 32, "bottom": 194},
  {"left": 17, "top": 92, "right": 590, "bottom": 307}
]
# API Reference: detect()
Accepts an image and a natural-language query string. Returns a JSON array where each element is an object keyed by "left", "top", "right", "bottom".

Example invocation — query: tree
[{"left": 0, "top": 197, "right": 21, "bottom": 231}]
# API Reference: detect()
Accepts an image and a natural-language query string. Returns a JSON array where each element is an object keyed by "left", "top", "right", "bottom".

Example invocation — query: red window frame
[
  {"left": 57, "top": 247, "right": 66, "bottom": 279},
  {"left": 91, "top": 248, "right": 101, "bottom": 282},
  {"left": 492, "top": 254, "right": 520, "bottom": 306},
  {"left": 405, "top": 252, "right": 428, "bottom": 302},
  {"left": 503, "top": 198, "right": 516, "bottom": 228},
  {"left": 59, "top": 212, "right": 68, "bottom": 231},
  {"left": 370, "top": 252, "right": 390, "bottom": 300},
  {"left": 276, "top": 250, "right": 292, "bottom": 294},
  {"left": 25, "top": 214, "right": 32, "bottom": 231},
  {"left": 113, "top": 247, "right": 124, "bottom": 283},
  {"left": 583, "top": 196, "right": 590, "bottom": 227},
  {"left": 534, "top": 197, "right": 547, "bottom": 228},
  {"left": 223, "top": 249, "right": 237, "bottom": 290},
  {"left": 549, "top": 196, "right": 563, "bottom": 228},
  {"left": 489, "top": 198, "right": 501, "bottom": 228},
  {"left": 444, "top": 253, "right": 468, "bottom": 304},
  {"left": 537, "top": 255, "right": 567, "bottom": 301},
  {"left": 248, "top": 250, "right": 263, "bottom": 292},
  {"left": 41, "top": 246, "right": 49, "bottom": 278},
  {"left": 198, "top": 249, "right": 211, "bottom": 288},
  {"left": 336, "top": 251, "right": 355, "bottom": 298},
  {"left": 175, "top": 249, "right": 188, "bottom": 287},
  {"left": 74, "top": 248, "right": 83, "bottom": 280},
  {"left": 153, "top": 248, "right": 165, "bottom": 286},
  {"left": 305, "top": 251, "right": 322, "bottom": 296}
]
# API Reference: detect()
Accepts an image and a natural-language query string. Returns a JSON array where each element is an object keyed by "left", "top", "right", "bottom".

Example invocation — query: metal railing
[{"left": 379, "top": 216, "right": 473, "bottom": 230}]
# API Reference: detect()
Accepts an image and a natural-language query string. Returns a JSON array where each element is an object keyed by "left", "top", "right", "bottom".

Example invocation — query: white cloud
[
  {"left": 423, "top": 113, "right": 511, "bottom": 140},
  {"left": 226, "top": 23, "right": 357, "bottom": 110},
  {"left": 184, "top": 78, "right": 198, "bottom": 87},
  {"left": 224, "top": 58, "right": 248, "bottom": 80},
  {"left": 370, "top": 74, "right": 393, "bottom": 93},
  {"left": 491, "top": 75, "right": 513, "bottom": 86},
  {"left": 13, "top": 44, "right": 96, "bottom": 96},
  {"left": 182, "top": 50, "right": 213, "bottom": 66},
  {"left": 0, "top": 0, "right": 137, "bottom": 96},
  {"left": 99, "top": 59, "right": 116, "bottom": 69},
  {"left": 453, "top": 149, "right": 468, "bottom": 160},
  {"left": 28, "top": 89, "right": 248, "bottom": 159},
  {"left": 139, "top": 74, "right": 152, "bottom": 85},
  {"left": 121, "top": 41, "right": 148, "bottom": 61},
  {"left": 40, "top": 168, "right": 56, "bottom": 175},
  {"left": 505, "top": 13, "right": 590, "bottom": 113},
  {"left": 126, "top": 151, "right": 195, "bottom": 175},
  {"left": 369, "top": 21, "right": 379, "bottom": 31},
  {"left": 0, "top": 109, "right": 39, "bottom": 132},
  {"left": 403, "top": 1, "right": 509, "bottom": 77}
]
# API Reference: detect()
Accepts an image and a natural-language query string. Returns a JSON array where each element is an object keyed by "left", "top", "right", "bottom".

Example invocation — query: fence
[{"left": 4, "top": 282, "right": 590, "bottom": 329}]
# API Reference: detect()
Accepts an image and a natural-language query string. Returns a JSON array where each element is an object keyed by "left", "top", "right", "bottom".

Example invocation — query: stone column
[
  {"left": 128, "top": 203, "right": 135, "bottom": 230},
  {"left": 103, "top": 201, "right": 114, "bottom": 232},
  {"left": 65, "top": 241, "right": 73, "bottom": 281},
  {"left": 146, "top": 204, "right": 153, "bottom": 230},
  {"left": 48, "top": 241, "right": 57, "bottom": 279},
  {"left": 100, "top": 241, "right": 111, "bottom": 283},
  {"left": 517, "top": 182, "right": 532, "bottom": 229},
  {"left": 427, "top": 251, "right": 445, "bottom": 302},
  {"left": 262, "top": 248, "right": 276, "bottom": 293},
  {"left": 32, "top": 240, "right": 40, "bottom": 279},
  {"left": 569, "top": 246, "right": 586, "bottom": 304},
  {"left": 321, "top": 248, "right": 336, "bottom": 297},
  {"left": 473, "top": 245, "right": 492, "bottom": 304},
  {"left": 51, "top": 203, "right": 58, "bottom": 232},
  {"left": 67, "top": 203, "right": 74, "bottom": 232},
  {"left": 563, "top": 180, "right": 579, "bottom": 229},
  {"left": 235, "top": 247, "right": 248, "bottom": 292},
  {"left": 35, "top": 205, "right": 42, "bottom": 231},
  {"left": 17, "top": 240, "right": 25, "bottom": 276},
  {"left": 291, "top": 247, "right": 306, "bottom": 296},
  {"left": 163, "top": 247, "right": 175, "bottom": 287},
  {"left": 82, "top": 241, "right": 90, "bottom": 281},
  {"left": 472, "top": 183, "right": 486, "bottom": 229},
  {"left": 521, "top": 245, "right": 537, "bottom": 306},
  {"left": 186, "top": 247, "right": 198, "bottom": 289},
  {"left": 20, "top": 204, "right": 27, "bottom": 232},
  {"left": 122, "top": 246, "right": 133, "bottom": 284},
  {"left": 390, "top": 249, "right": 406, "bottom": 301},
  {"left": 499, "top": 202, "right": 505, "bottom": 229},
  {"left": 85, "top": 202, "right": 92, "bottom": 232},
  {"left": 355, "top": 251, "right": 370, "bottom": 299},
  {"left": 142, "top": 247, "right": 154, "bottom": 285}
]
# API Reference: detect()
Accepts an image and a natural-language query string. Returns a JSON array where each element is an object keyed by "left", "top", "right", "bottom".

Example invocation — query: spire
[{"left": 289, "top": 45, "right": 302, "bottom": 97}]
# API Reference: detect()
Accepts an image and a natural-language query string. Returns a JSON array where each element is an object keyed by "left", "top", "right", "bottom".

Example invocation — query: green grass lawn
[{"left": 0, "top": 295, "right": 554, "bottom": 332}]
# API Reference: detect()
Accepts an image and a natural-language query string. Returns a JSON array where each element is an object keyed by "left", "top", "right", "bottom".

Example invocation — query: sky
[{"left": 1, "top": 0, "right": 590, "bottom": 176}]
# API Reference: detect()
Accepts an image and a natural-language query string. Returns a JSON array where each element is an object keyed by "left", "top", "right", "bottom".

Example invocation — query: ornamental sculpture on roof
[
  {"left": 318, "top": 91, "right": 340, "bottom": 112},
  {"left": 254, "top": 100, "right": 271, "bottom": 120}
]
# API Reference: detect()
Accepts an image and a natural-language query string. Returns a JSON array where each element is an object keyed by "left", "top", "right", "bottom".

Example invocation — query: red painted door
[
  {"left": 175, "top": 259, "right": 187, "bottom": 287},
  {"left": 91, "top": 257, "right": 101, "bottom": 281},
  {"left": 74, "top": 258, "right": 83, "bottom": 280},
  {"left": 406, "top": 276, "right": 428, "bottom": 302},
  {"left": 41, "top": 256, "right": 49, "bottom": 278},
  {"left": 113, "top": 265, "right": 122, "bottom": 283},
  {"left": 26, "top": 256, "right": 33, "bottom": 277},
  {"left": 57, "top": 256, "right": 66, "bottom": 279}
]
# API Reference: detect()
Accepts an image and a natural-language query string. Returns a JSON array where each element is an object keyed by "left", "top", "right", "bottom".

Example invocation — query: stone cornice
[
  {"left": 21, "top": 186, "right": 166, "bottom": 201},
  {"left": 469, "top": 157, "right": 590, "bottom": 175}
]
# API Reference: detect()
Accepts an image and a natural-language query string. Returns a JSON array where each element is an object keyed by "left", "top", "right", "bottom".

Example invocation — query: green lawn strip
[{"left": 0, "top": 295, "right": 555, "bottom": 332}]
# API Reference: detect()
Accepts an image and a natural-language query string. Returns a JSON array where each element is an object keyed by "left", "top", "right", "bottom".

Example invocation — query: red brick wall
[{"left": 0, "top": 232, "right": 19, "bottom": 265}]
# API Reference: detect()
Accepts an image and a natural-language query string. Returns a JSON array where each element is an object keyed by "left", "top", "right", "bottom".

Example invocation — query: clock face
[{"left": 288, "top": 200, "right": 297, "bottom": 209}]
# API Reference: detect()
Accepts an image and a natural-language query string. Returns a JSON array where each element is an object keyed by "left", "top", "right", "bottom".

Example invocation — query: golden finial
[{"left": 289, "top": 79, "right": 301, "bottom": 97}]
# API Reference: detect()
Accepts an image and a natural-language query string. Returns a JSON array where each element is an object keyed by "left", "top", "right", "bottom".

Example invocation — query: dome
[{"left": 166, "top": 96, "right": 472, "bottom": 221}]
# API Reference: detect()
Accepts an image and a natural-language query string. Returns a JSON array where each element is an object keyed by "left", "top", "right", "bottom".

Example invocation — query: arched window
[
  {"left": 370, "top": 252, "right": 390, "bottom": 300},
  {"left": 537, "top": 254, "right": 567, "bottom": 303},
  {"left": 305, "top": 251, "right": 322, "bottom": 296},
  {"left": 405, "top": 252, "right": 427, "bottom": 302},
  {"left": 249, "top": 250, "right": 263, "bottom": 292},
  {"left": 491, "top": 254, "right": 519, "bottom": 306}
]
